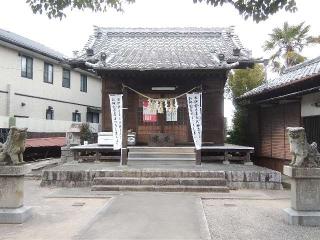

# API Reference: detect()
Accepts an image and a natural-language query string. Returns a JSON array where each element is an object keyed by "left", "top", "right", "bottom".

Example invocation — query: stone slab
[
  {"left": 40, "top": 162, "right": 282, "bottom": 190},
  {"left": 283, "top": 166, "right": 320, "bottom": 178},
  {"left": 244, "top": 162, "right": 254, "bottom": 166},
  {"left": 291, "top": 178, "right": 320, "bottom": 211},
  {"left": 0, "top": 165, "right": 29, "bottom": 176},
  {"left": 0, "top": 175, "right": 24, "bottom": 208},
  {"left": 283, "top": 207, "right": 320, "bottom": 226},
  {"left": 0, "top": 206, "right": 32, "bottom": 224},
  {"left": 284, "top": 166, "right": 320, "bottom": 211}
]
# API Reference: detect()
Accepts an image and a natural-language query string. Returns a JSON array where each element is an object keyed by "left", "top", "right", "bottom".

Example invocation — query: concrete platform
[
  {"left": 0, "top": 206, "right": 32, "bottom": 224},
  {"left": 284, "top": 208, "right": 320, "bottom": 226},
  {"left": 41, "top": 161, "right": 282, "bottom": 190}
]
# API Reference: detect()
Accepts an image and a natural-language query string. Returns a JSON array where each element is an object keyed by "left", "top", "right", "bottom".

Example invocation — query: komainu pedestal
[
  {"left": 0, "top": 165, "right": 32, "bottom": 223},
  {"left": 284, "top": 127, "right": 320, "bottom": 226},
  {"left": 283, "top": 166, "right": 320, "bottom": 226}
]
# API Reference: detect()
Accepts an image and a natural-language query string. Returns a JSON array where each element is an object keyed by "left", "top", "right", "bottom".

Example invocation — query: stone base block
[
  {"left": 0, "top": 206, "right": 32, "bottom": 224},
  {"left": 244, "top": 162, "right": 254, "bottom": 166},
  {"left": 284, "top": 207, "right": 320, "bottom": 226}
]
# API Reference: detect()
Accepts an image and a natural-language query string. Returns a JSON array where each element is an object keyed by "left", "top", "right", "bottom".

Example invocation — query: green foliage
[
  {"left": 227, "top": 64, "right": 265, "bottom": 145},
  {"left": 228, "top": 107, "right": 247, "bottom": 145},
  {"left": 227, "top": 64, "right": 265, "bottom": 99},
  {"left": 26, "top": 0, "right": 135, "bottom": 19},
  {"left": 26, "top": 0, "right": 297, "bottom": 22},
  {"left": 195, "top": 0, "right": 297, "bottom": 23},
  {"left": 80, "top": 123, "right": 93, "bottom": 143},
  {"left": 264, "top": 22, "right": 319, "bottom": 72}
]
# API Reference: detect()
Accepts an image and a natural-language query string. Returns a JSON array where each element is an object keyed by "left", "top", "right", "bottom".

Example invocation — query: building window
[
  {"left": 46, "top": 106, "right": 54, "bottom": 120},
  {"left": 21, "top": 55, "right": 33, "bottom": 79},
  {"left": 72, "top": 111, "right": 81, "bottom": 122},
  {"left": 44, "top": 63, "right": 53, "bottom": 83},
  {"left": 80, "top": 74, "right": 87, "bottom": 92},
  {"left": 62, "top": 69, "right": 71, "bottom": 88},
  {"left": 87, "top": 112, "right": 99, "bottom": 123}
]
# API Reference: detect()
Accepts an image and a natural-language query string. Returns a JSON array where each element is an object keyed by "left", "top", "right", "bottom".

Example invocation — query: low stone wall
[
  {"left": 41, "top": 168, "right": 282, "bottom": 190},
  {"left": 226, "top": 170, "right": 282, "bottom": 190},
  {"left": 41, "top": 170, "right": 95, "bottom": 187}
]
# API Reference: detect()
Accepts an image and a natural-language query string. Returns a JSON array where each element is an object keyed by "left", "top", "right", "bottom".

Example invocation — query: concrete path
[
  {"left": 7, "top": 180, "right": 320, "bottom": 240},
  {"left": 75, "top": 192, "right": 211, "bottom": 240}
]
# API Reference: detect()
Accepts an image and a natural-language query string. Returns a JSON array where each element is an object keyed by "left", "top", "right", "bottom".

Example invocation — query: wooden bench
[{"left": 70, "top": 144, "right": 120, "bottom": 162}]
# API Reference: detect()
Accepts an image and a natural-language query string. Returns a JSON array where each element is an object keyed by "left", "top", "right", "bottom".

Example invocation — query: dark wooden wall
[
  {"left": 202, "top": 75, "right": 225, "bottom": 145},
  {"left": 248, "top": 102, "right": 301, "bottom": 172},
  {"left": 100, "top": 70, "right": 226, "bottom": 145}
]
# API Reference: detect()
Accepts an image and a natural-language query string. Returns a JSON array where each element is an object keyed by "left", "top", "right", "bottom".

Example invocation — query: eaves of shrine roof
[
  {"left": 240, "top": 56, "right": 320, "bottom": 99},
  {"left": 72, "top": 27, "right": 256, "bottom": 71}
]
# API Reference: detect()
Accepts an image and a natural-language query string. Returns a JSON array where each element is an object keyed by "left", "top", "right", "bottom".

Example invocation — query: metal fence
[
  {"left": 303, "top": 116, "right": 320, "bottom": 151},
  {"left": 0, "top": 128, "right": 9, "bottom": 143}
]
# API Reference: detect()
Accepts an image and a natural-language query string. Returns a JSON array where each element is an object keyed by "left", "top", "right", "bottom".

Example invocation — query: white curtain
[
  {"left": 109, "top": 94, "right": 123, "bottom": 150},
  {"left": 187, "top": 93, "right": 202, "bottom": 150}
]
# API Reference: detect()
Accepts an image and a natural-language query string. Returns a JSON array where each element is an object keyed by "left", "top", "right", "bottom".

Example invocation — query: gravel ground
[{"left": 203, "top": 198, "right": 320, "bottom": 240}]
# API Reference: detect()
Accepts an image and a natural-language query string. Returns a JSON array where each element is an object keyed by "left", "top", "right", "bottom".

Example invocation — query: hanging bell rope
[{"left": 122, "top": 84, "right": 201, "bottom": 101}]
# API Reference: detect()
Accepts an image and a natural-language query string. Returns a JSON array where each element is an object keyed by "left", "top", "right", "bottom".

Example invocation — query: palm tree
[{"left": 264, "top": 22, "right": 319, "bottom": 72}]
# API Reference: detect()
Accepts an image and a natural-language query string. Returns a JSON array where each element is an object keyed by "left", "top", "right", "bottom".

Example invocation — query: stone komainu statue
[
  {"left": 287, "top": 127, "right": 320, "bottom": 168},
  {"left": 0, "top": 127, "right": 27, "bottom": 165}
]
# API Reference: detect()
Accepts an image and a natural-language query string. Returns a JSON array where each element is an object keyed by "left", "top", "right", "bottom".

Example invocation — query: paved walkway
[
  {"left": 0, "top": 180, "right": 210, "bottom": 240},
  {"left": 75, "top": 193, "right": 210, "bottom": 240},
  {"left": 1, "top": 180, "right": 320, "bottom": 240}
]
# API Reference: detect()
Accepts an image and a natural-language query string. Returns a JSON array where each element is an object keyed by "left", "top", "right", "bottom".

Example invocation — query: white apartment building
[{"left": 0, "top": 28, "right": 101, "bottom": 139}]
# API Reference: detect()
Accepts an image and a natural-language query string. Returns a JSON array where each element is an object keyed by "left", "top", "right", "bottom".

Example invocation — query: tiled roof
[
  {"left": 241, "top": 56, "right": 320, "bottom": 99},
  {"left": 75, "top": 27, "right": 253, "bottom": 71},
  {"left": 25, "top": 137, "right": 66, "bottom": 148},
  {"left": 0, "top": 28, "right": 65, "bottom": 61}
]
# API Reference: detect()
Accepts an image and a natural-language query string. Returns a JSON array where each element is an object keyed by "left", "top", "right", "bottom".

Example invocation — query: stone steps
[
  {"left": 94, "top": 170, "right": 226, "bottom": 178},
  {"left": 128, "top": 153, "right": 195, "bottom": 159},
  {"left": 128, "top": 147, "right": 196, "bottom": 161},
  {"left": 91, "top": 185, "right": 229, "bottom": 192},
  {"left": 128, "top": 147, "right": 195, "bottom": 153},
  {"left": 93, "top": 177, "right": 227, "bottom": 186},
  {"left": 91, "top": 169, "right": 229, "bottom": 192}
]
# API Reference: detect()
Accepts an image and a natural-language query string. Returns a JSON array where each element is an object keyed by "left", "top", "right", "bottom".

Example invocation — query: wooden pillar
[
  {"left": 73, "top": 150, "right": 80, "bottom": 162},
  {"left": 244, "top": 151, "right": 253, "bottom": 165},
  {"left": 96, "top": 150, "right": 101, "bottom": 162},
  {"left": 223, "top": 151, "right": 230, "bottom": 165},
  {"left": 121, "top": 87, "right": 128, "bottom": 165},
  {"left": 195, "top": 149, "right": 201, "bottom": 165}
]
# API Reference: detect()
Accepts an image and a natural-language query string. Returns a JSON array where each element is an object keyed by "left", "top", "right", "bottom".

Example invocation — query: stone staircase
[
  {"left": 91, "top": 169, "right": 229, "bottom": 192},
  {"left": 128, "top": 147, "right": 196, "bottom": 161}
]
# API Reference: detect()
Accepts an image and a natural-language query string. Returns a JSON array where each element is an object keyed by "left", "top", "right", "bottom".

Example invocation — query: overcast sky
[{"left": 0, "top": 0, "right": 319, "bottom": 125}]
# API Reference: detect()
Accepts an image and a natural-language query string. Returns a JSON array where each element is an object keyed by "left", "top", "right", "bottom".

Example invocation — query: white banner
[
  {"left": 187, "top": 93, "right": 202, "bottom": 150},
  {"left": 109, "top": 94, "right": 123, "bottom": 150}
]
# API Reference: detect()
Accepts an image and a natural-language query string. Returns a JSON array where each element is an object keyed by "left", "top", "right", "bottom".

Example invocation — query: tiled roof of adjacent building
[
  {"left": 241, "top": 56, "right": 320, "bottom": 99},
  {"left": 0, "top": 28, "right": 65, "bottom": 61},
  {"left": 74, "top": 27, "right": 254, "bottom": 71},
  {"left": 25, "top": 137, "right": 66, "bottom": 148}
]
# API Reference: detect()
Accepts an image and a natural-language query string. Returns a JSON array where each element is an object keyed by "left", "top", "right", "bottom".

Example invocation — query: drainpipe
[{"left": 7, "top": 84, "right": 15, "bottom": 127}]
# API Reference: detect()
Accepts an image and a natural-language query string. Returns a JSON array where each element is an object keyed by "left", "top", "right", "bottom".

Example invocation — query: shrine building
[{"left": 71, "top": 27, "right": 256, "bottom": 165}]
